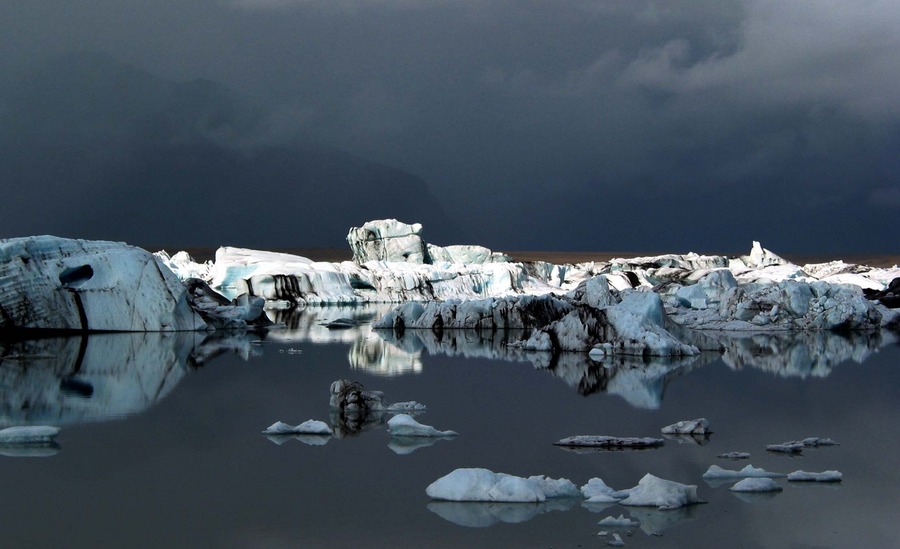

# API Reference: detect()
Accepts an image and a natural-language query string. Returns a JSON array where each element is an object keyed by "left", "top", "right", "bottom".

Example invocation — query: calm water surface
[{"left": 0, "top": 307, "right": 898, "bottom": 548}]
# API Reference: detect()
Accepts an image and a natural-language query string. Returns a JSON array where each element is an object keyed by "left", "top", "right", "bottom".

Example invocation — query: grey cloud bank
[{"left": 0, "top": 1, "right": 897, "bottom": 253}]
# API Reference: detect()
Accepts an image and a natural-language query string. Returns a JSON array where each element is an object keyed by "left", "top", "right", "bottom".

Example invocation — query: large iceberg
[{"left": 1, "top": 236, "right": 206, "bottom": 331}]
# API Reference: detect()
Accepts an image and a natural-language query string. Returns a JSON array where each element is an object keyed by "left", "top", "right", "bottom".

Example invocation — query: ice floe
[
  {"left": 0, "top": 425, "right": 60, "bottom": 443},
  {"left": 717, "top": 452, "right": 751, "bottom": 460},
  {"left": 787, "top": 470, "right": 843, "bottom": 482},
  {"left": 702, "top": 464, "right": 785, "bottom": 479},
  {"left": 729, "top": 478, "right": 783, "bottom": 493},
  {"left": 618, "top": 474, "right": 703, "bottom": 510},
  {"left": 661, "top": 418, "right": 711, "bottom": 435},
  {"left": 554, "top": 435, "right": 665, "bottom": 449},
  {"left": 425, "top": 468, "right": 580, "bottom": 502},
  {"left": 598, "top": 514, "right": 640, "bottom": 527},
  {"left": 387, "top": 414, "right": 457, "bottom": 437},
  {"left": 767, "top": 437, "right": 838, "bottom": 454},
  {"left": 582, "top": 478, "right": 630, "bottom": 503},
  {"left": 262, "top": 420, "right": 331, "bottom": 436}
]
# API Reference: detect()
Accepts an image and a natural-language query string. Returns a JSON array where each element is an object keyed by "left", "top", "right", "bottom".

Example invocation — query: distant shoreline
[{"left": 152, "top": 246, "right": 899, "bottom": 268}]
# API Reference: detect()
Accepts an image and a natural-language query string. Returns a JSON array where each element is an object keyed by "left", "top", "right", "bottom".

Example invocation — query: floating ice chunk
[
  {"left": 425, "top": 468, "right": 578, "bottom": 502},
  {"left": 619, "top": 474, "right": 703, "bottom": 510},
  {"left": 554, "top": 435, "right": 665, "bottom": 449},
  {"left": 607, "top": 533, "right": 625, "bottom": 547},
  {"left": 729, "top": 478, "right": 782, "bottom": 493},
  {"left": 581, "top": 478, "right": 628, "bottom": 502},
  {"left": 0, "top": 426, "right": 61, "bottom": 443},
  {"left": 661, "top": 418, "right": 711, "bottom": 435},
  {"left": 261, "top": 420, "right": 331, "bottom": 436},
  {"left": 787, "top": 470, "right": 843, "bottom": 482},
  {"left": 702, "top": 464, "right": 785, "bottom": 479},
  {"left": 598, "top": 514, "right": 639, "bottom": 527},
  {"left": 385, "top": 401, "right": 427, "bottom": 412},
  {"left": 387, "top": 414, "right": 458, "bottom": 437},
  {"left": 766, "top": 441, "right": 805, "bottom": 454},
  {"left": 717, "top": 452, "right": 751, "bottom": 460},
  {"left": 767, "top": 437, "right": 838, "bottom": 454}
]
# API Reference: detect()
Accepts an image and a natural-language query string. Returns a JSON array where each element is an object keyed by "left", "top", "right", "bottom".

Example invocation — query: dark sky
[{"left": 1, "top": 1, "right": 898, "bottom": 254}]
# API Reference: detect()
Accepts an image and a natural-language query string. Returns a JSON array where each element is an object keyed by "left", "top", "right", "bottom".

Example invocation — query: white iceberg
[
  {"left": 606, "top": 533, "right": 625, "bottom": 547},
  {"left": 581, "top": 478, "right": 629, "bottom": 503},
  {"left": 787, "top": 470, "right": 843, "bottom": 482},
  {"left": 729, "top": 478, "right": 783, "bottom": 493},
  {"left": 425, "top": 468, "right": 579, "bottom": 502},
  {"left": 702, "top": 464, "right": 785, "bottom": 479},
  {"left": 618, "top": 474, "right": 703, "bottom": 510},
  {"left": 387, "top": 414, "right": 457, "bottom": 437},
  {"left": 261, "top": 420, "right": 331, "bottom": 436}
]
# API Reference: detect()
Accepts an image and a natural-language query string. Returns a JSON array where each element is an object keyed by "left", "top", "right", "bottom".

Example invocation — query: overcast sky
[{"left": 1, "top": 1, "right": 898, "bottom": 254}]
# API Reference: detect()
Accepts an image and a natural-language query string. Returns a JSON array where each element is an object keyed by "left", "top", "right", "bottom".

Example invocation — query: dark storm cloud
[{"left": 0, "top": 1, "right": 898, "bottom": 253}]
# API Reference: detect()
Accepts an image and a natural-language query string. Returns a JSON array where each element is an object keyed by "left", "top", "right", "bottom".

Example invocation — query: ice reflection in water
[{"left": 0, "top": 331, "right": 264, "bottom": 428}]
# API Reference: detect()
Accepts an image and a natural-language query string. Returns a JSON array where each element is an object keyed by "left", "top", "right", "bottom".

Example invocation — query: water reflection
[
  {"left": 427, "top": 499, "right": 579, "bottom": 528},
  {"left": 0, "top": 331, "right": 260, "bottom": 428},
  {"left": 364, "top": 326, "right": 896, "bottom": 409},
  {"left": 266, "top": 305, "right": 422, "bottom": 376}
]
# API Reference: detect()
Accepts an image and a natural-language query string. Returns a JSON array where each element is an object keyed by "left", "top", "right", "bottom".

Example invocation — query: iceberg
[
  {"left": 661, "top": 418, "right": 711, "bottom": 435},
  {"left": 261, "top": 420, "right": 331, "bottom": 436},
  {"left": 386, "top": 414, "right": 457, "bottom": 437},
  {"left": 767, "top": 437, "right": 838, "bottom": 454},
  {"left": 0, "top": 236, "right": 206, "bottom": 331},
  {"left": 618, "top": 473, "right": 703, "bottom": 510},
  {"left": 425, "top": 468, "right": 580, "bottom": 502},
  {"left": 702, "top": 464, "right": 785, "bottom": 479},
  {"left": 581, "top": 478, "right": 629, "bottom": 503},
  {"left": 729, "top": 478, "right": 783, "bottom": 493},
  {"left": 787, "top": 470, "right": 843, "bottom": 482},
  {"left": 717, "top": 452, "right": 751, "bottom": 460},
  {"left": 606, "top": 533, "right": 625, "bottom": 547}
]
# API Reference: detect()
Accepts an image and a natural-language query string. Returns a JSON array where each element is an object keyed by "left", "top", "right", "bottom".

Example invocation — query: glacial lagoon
[{"left": 0, "top": 306, "right": 898, "bottom": 548}]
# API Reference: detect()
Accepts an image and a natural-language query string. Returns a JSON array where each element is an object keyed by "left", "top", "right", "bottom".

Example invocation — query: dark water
[{"left": 0, "top": 309, "right": 898, "bottom": 548}]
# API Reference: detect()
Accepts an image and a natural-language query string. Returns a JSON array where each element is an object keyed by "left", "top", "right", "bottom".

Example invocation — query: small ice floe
[
  {"left": 767, "top": 437, "right": 839, "bottom": 454},
  {"left": 554, "top": 435, "right": 664, "bottom": 450},
  {"left": 702, "top": 464, "right": 785, "bottom": 480},
  {"left": 0, "top": 426, "right": 61, "bottom": 444},
  {"left": 261, "top": 420, "right": 332, "bottom": 436},
  {"left": 661, "top": 418, "right": 711, "bottom": 435},
  {"left": 729, "top": 478, "right": 782, "bottom": 493},
  {"left": 607, "top": 533, "right": 625, "bottom": 547},
  {"left": 385, "top": 401, "right": 427, "bottom": 412},
  {"left": 618, "top": 474, "right": 703, "bottom": 510},
  {"left": 787, "top": 470, "right": 843, "bottom": 482},
  {"left": 598, "top": 514, "right": 639, "bottom": 527},
  {"left": 387, "top": 414, "right": 458, "bottom": 437},
  {"left": 717, "top": 452, "right": 751, "bottom": 460},
  {"left": 426, "top": 468, "right": 580, "bottom": 502}
]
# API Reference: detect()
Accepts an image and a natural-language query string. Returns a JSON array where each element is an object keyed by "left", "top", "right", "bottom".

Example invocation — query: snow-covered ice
[
  {"left": 787, "top": 470, "right": 843, "bottom": 482},
  {"left": 387, "top": 414, "right": 458, "bottom": 437}
]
